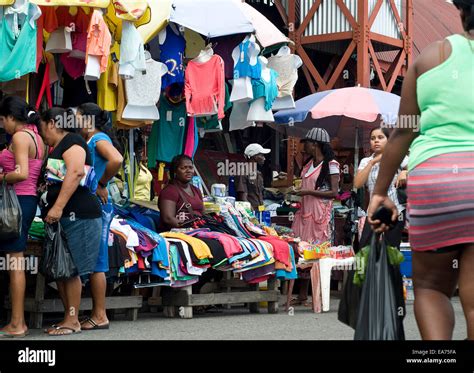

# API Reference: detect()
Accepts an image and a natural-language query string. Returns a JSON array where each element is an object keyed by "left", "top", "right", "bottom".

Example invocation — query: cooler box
[{"left": 400, "top": 243, "right": 412, "bottom": 278}]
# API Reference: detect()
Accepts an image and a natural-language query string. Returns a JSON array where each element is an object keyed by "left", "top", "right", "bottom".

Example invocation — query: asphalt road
[{"left": 22, "top": 296, "right": 468, "bottom": 340}]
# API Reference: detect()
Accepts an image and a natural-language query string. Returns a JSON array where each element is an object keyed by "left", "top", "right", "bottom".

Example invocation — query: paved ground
[{"left": 22, "top": 295, "right": 468, "bottom": 340}]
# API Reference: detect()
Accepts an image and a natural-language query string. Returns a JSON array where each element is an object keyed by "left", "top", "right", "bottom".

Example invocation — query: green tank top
[
  {"left": 0, "top": 3, "right": 38, "bottom": 82},
  {"left": 409, "top": 34, "right": 474, "bottom": 171}
]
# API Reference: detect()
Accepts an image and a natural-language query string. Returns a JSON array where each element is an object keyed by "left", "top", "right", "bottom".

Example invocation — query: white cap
[{"left": 244, "top": 143, "right": 271, "bottom": 158}]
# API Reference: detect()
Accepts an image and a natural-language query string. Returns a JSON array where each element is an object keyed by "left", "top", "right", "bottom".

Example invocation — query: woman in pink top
[
  {"left": 0, "top": 96, "right": 46, "bottom": 338},
  {"left": 290, "top": 128, "right": 340, "bottom": 306}
]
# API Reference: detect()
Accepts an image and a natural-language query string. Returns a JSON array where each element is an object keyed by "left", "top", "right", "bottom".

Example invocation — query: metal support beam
[{"left": 357, "top": 0, "right": 370, "bottom": 87}]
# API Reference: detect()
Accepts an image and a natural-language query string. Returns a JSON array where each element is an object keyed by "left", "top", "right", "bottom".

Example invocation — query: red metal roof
[
  {"left": 412, "top": 0, "right": 464, "bottom": 58},
  {"left": 377, "top": 0, "right": 464, "bottom": 64}
]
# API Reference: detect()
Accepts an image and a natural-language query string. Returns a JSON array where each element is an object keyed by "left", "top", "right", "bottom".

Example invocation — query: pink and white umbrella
[{"left": 273, "top": 86, "right": 401, "bottom": 167}]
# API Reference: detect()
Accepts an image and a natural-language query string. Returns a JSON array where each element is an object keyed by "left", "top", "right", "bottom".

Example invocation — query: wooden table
[
  {"left": 3, "top": 240, "right": 143, "bottom": 329},
  {"left": 148, "top": 272, "right": 280, "bottom": 319}
]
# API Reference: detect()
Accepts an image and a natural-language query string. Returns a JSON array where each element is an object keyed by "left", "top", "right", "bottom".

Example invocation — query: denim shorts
[
  {"left": 60, "top": 217, "right": 102, "bottom": 277},
  {"left": 0, "top": 196, "right": 38, "bottom": 253},
  {"left": 94, "top": 203, "right": 114, "bottom": 273}
]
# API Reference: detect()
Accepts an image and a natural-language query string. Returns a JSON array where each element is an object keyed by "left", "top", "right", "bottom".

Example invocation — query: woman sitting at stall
[
  {"left": 77, "top": 103, "right": 123, "bottom": 331},
  {"left": 39, "top": 108, "right": 102, "bottom": 336},
  {"left": 158, "top": 154, "right": 203, "bottom": 232},
  {"left": 0, "top": 97, "right": 46, "bottom": 338}
]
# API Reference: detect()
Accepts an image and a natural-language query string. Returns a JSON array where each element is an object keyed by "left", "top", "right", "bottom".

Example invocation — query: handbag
[
  {"left": 0, "top": 180, "right": 22, "bottom": 240},
  {"left": 174, "top": 185, "right": 201, "bottom": 227}
]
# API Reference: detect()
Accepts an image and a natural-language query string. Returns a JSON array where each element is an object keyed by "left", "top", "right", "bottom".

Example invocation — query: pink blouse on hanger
[{"left": 184, "top": 54, "right": 226, "bottom": 120}]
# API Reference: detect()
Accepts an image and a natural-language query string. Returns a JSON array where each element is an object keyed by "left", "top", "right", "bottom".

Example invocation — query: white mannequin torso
[
  {"left": 230, "top": 35, "right": 260, "bottom": 103},
  {"left": 268, "top": 45, "right": 302, "bottom": 110},
  {"left": 193, "top": 45, "right": 214, "bottom": 64},
  {"left": 247, "top": 56, "right": 274, "bottom": 122}
]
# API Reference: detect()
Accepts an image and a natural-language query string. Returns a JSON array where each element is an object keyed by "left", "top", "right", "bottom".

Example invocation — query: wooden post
[
  {"left": 248, "top": 284, "right": 260, "bottom": 314},
  {"left": 125, "top": 288, "right": 140, "bottom": 321},
  {"left": 30, "top": 273, "right": 45, "bottom": 329},
  {"left": 178, "top": 286, "right": 193, "bottom": 319},
  {"left": 149, "top": 287, "right": 161, "bottom": 313},
  {"left": 267, "top": 277, "right": 279, "bottom": 314},
  {"left": 225, "top": 272, "right": 231, "bottom": 310}
]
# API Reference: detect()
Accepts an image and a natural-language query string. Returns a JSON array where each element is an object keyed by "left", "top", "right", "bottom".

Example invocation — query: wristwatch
[{"left": 98, "top": 181, "right": 107, "bottom": 188}]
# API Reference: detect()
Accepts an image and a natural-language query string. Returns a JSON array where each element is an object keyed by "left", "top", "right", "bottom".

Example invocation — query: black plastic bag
[
  {"left": 0, "top": 181, "right": 22, "bottom": 241},
  {"left": 40, "top": 223, "right": 78, "bottom": 281},
  {"left": 338, "top": 270, "right": 362, "bottom": 329},
  {"left": 354, "top": 234, "right": 405, "bottom": 340}
]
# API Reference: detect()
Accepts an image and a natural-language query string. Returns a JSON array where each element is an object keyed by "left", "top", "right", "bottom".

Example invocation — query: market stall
[{"left": 2, "top": 0, "right": 327, "bottom": 325}]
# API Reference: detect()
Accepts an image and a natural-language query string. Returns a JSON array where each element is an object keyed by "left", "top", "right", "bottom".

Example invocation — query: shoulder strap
[
  {"left": 21, "top": 130, "right": 39, "bottom": 159},
  {"left": 439, "top": 40, "right": 446, "bottom": 64},
  {"left": 174, "top": 185, "right": 195, "bottom": 215}
]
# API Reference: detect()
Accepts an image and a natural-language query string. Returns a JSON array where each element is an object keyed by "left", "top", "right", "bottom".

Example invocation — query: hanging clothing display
[
  {"left": 122, "top": 57, "right": 168, "bottom": 121},
  {"left": 267, "top": 53, "right": 300, "bottom": 98},
  {"left": 85, "top": 9, "right": 112, "bottom": 80},
  {"left": 183, "top": 116, "right": 198, "bottom": 159},
  {"left": 250, "top": 67, "right": 279, "bottom": 111},
  {"left": 119, "top": 20, "right": 146, "bottom": 79},
  {"left": 61, "top": 69, "right": 97, "bottom": 107},
  {"left": 0, "top": 2, "right": 41, "bottom": 82},
  {"left": 233, "top": 36, "right": 261, "bottom": 80},
  {"left": 196, "top": 81, "right": 232, "bottom": 134},
  {"left": 159, "top": 24, "right": 185, "bottom": 90},
  {"left": 184, "top": 54, "right": 226, "bottom": 119},
  {"left": 147, "top": 94, "right": 186, "bottom": 166},
  {"left": 97, "top": 42, "right": 119, "bottom": 111},
  {"left": 58, "top": 8, "right": 92, "bottom": 80},
  {"left": 133, "top": 163, "right": 153, "bottom": 202},
  {"left": 210, "top": 34, "right": 246, "bottom": 80}
]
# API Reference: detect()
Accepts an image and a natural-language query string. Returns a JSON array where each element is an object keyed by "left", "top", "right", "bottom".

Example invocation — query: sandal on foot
[
  {"left": 48, "top": 326, "right": 81, "bottom": 336},
  {"left": 0, "top": 330, "right": 29, "bottom": 338},
  {"left": 44, "top": 324, "right": 59, "bottom": 333},
  {"left": 288, "top": 297, "right": 306, "bottom": 306},
  {"left": 80, "top": 317, "right": 109, "bottom": 330}
]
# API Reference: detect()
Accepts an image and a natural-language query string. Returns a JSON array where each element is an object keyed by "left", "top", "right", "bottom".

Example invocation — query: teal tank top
[
  {"left": 409, "top": 34, "right": 474, "bottom": 171},
  {"left": 0, "top": 3, "right": 38, "bottom": 82},
  {"left": 251, "top": 68, "right": 279, "bottom": 111}
]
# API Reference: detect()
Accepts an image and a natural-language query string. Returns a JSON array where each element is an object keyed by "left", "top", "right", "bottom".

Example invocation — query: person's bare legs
[
  {"left": 48, "top": 276, "right": 82, "bottom": 335},
  {"left": 82, "top": 272, "right": 109, "bottom": 329},
  {"left": 412, "top": 248, "right": 460, "bottom": 340},
  {"left": 1, "top": 253, "right": 27, "bottom": 335},
  {"left": 458, "top": 244, "right": 474, "bottom": 340}
]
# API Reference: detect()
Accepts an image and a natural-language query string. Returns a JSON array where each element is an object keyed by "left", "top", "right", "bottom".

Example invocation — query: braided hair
[{"left": 315, "top": 142, "right": 337, "bottom": 190}]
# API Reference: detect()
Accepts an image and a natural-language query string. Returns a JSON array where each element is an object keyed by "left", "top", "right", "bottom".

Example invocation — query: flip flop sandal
[
  {"left": 81, "top": 317, "right": 110, "bottom": 330},
  {"left": 48, "top": 326, "right": 81, "bottom": 336},
  {"left": 44, "top": 324, "right": 59, "bottom": 333},
  {"left": 0, "top": 330, "right": 29, "bottom": 338}
]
